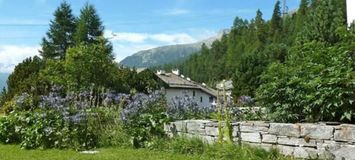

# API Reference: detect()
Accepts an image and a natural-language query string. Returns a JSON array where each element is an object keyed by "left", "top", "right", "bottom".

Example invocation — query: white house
[
  {"left": 155, "top": 70, "right": 217, "bottom": 108},
  {"left": 347, "top": 0, "right": 355, "bottom": 27}
]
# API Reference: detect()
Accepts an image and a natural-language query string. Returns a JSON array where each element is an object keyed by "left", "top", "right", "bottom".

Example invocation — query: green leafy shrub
[
  {"left": 92, "top": 107, "right": 131, "bottom": 147},
  {"left": 0, "top": 116, "right": 21, "bottom": 143},
  {"left": 124, "top": 96, "right": 170, "bottom": 148},
  {"left": 257, "top": 34, "right": 355, "bottom": 122},
  {"left": 0, "top": 109, "right": 99, "bottom": 150},
  {"left": 2, "top": 100, "right": 15, "bottom": 115}
]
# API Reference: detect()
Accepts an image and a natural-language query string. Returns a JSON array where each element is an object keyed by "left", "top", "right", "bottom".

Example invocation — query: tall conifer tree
[
  {"left": 255, "top": 9, "right": 267, "bottom": 43},
  {"left": 269, "top": 0, "right": 282, "bottom": 39},
  {"left": 40, "top": 1, "right": 76, "bottom": 60},
  {"left": 74, "top": 3, "right": 104, "bottom": 44}
]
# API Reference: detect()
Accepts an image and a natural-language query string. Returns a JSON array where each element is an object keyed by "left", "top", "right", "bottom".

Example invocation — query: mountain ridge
[{"left": 119, "top": 29, "right": 229, "bottom": 68}]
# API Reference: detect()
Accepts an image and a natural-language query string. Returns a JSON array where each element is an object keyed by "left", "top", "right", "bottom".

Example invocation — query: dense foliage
[
  {"left": 40, "top": 1, "right": 76, "bottom": 60},
  {"left": 0, "top": 85, "right": 165, "bottom": 148},
  {"left": 0, "top": 2, "right": 156, "bottom": 109},
  {"left": 163, "top": 0, "right": 354, "bottom": 123},
  {"left": 257, "top": 30, "right": 355, "bottom": 123}
]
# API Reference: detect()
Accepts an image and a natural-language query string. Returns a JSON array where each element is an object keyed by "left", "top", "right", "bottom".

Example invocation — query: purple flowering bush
[
  {"left": 168, "top": 94, "right": 216, "bottom": 120},
  {"left": 0, "top": 86, "right": 229, "bottom": 149},
  {"left": 0, "top": 86, "right": 173, "bottom": 149}
]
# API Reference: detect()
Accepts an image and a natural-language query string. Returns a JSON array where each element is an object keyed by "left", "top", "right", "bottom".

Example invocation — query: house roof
[{"left": 155, "top": 73, "right": 218, "bottom": 97}]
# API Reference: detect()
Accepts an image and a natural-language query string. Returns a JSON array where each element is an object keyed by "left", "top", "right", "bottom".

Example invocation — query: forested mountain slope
[
  {"left": 120, "top": 30, "right": 229, "bottom": 68},
  {"left": 162, "top": 0, "right": 348, "bottom": 97}
]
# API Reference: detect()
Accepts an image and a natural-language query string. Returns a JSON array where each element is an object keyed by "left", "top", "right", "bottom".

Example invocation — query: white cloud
[
  {"left": 0, "top": 45, "right": 39, "bottom": 73},
  {"left": 105, "top": 29, "right": 217, "bottom": 62},
  {"left": 105, "top": 30, "right": 203, "bottom": 62},
  {"left": 150, "top": 33, "right": 196, "bottom": 44},
  {"left": 105, "top": 30, "right": 197, "bottom": 45}
]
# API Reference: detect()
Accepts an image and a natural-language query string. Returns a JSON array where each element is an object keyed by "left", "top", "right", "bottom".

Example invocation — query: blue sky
[{"left": 0, "top": 0, "right": 301, "bottom": 73}]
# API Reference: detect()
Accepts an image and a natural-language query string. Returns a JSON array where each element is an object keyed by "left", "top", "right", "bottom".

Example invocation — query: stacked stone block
[{"left": 165, "top": 120, "right": 355, "bottom": 160}]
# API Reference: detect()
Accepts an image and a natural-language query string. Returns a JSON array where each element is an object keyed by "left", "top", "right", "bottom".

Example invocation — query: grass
[
  {"left": 0, "top": 142, "right": 293, "bottom": 160},
  {"left": 0, "top": 144, "right": 200, "bottom": 160}
]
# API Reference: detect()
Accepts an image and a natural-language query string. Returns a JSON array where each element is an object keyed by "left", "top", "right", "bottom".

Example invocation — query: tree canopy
[{"left": 40, "top": 1, "right": 76, "bottom": 60}]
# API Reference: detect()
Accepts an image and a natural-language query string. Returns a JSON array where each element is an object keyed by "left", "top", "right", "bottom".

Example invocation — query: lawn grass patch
[{"left": 0, "top": 144, "right": 200, "bottom": 160}]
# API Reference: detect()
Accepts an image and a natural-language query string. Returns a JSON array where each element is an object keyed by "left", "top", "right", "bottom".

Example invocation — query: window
[
  {"left": 200, "top": 96, "right": 203, "bottom": 102},
  {"left": 209, "top": 96, "right": 214, "bottom": 103},
  {"left": 193, "top": 91, "right": 195, "bottom": 97}
]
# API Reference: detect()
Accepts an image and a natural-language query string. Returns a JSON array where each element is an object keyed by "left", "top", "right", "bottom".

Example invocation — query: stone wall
[{"left": 164, "top": 120, "right": 355, "bottom": 160}]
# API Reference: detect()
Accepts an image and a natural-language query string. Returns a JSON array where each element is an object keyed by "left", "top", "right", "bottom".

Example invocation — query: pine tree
[
  {"left": 40, "top": 1, "right": 76, "bottom": 60},
  {"left": 269, "top": 0, "right": 282, "bottom": 39},
  {"left": 74, "top": 3, "right": 104, "bottom": 44},
  {"left": 295, "top": 0, "right": 308, "bottom": 32},
  {"left": 255, "top": 9, "right": 267, "bottom": 44}
]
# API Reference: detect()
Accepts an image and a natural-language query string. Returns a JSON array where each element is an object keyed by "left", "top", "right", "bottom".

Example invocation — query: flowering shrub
[
  {"left": 168, "top": 94, "right": 216, "bottom": 120},
  {"left": 0, "top": 86, "right": 229, "bottom": 149},
  {"left": 0, "top": 108, "right": 98, "bottom": 150},
  {"left": 2, "top": 93, "right": 35, "bottom": 114},
  {"left": 121, "top": 91, "right": 170, "bottom": 148}
]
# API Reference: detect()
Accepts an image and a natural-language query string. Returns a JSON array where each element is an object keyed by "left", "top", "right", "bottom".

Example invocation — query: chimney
[
  {"left": 181, "top": 75, "right": 185, "bottom": 78},
  {"left": 172, "top": 69, "right": 180, "bottom": 75},
  {"left": 156, "top": 70, "right": 166, "bottom": 75},
  {"left": 186, "top": 77, "right": 191, "bottom": 81}
]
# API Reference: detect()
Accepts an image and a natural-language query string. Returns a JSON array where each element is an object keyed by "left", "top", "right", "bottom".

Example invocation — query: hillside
[{"left": 119, "top": 30, "right": 229, "bottom": 68}]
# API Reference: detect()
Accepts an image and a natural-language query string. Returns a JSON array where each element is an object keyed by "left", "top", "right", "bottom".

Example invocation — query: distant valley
[{"left": 119, "top": 30, "right": 229, "bottom": 68}]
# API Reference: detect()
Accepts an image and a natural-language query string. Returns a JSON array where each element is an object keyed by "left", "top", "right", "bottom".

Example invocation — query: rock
[
  {"left": 172, "top": 121, "right": 187, "bottom": 132},
  {"left": 164, "top": 124, "right": 178, "bottom": 136},
  {"left": 334, "top": 124, "right": 355, "bottom": 142},
  {"left": 244, "top": 142, "right": 273, "bottom": 151},
  {"left": 240, "top": 125, "right": 268, "bottom": 132},
  {"left": 293, "top": 147, "right": 318, "bottom": 159},
  {"left": 318, "top": 148, "right": 335, "bottom": 160},
  {"left": 205, "top": 122, "right": 219, "bottom": 127},
  {"left": 205, "top": 127, "right": 219, "bottom": 136},
  {"left": 240, "top": 132, "right": 261, "bottom": 143},
  {"left": 262, "top": 134, "right": 277, "bottom": 144},
  {"left": 300, "top": 123, "right": 334, "bottom": 140},
  {"left": 232, "top": 126, "right": 239, "bottom": 137},
  {"left": 277, "top": 145, "right": 294, "bottom": 156},
  {"left": 317, "top": 140, "right": 342, "bottom": 151},
  {"left": 186, "top": 121, "right": 203, "bottom": 134},
  {"left": 253, "top": 121, "right": 270, "bottom": 127},
  {"left": 269, "top": 123, "right": 300, "bottom": 137},
  {"left": 240, "top": 121, "right": 254, "bottom": 126},
  {"left": 278, "top": 137, "right": 316, "bottom": 147},
  {"left": 331, "top": 145, "right": 355, "bottom": 160}
]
